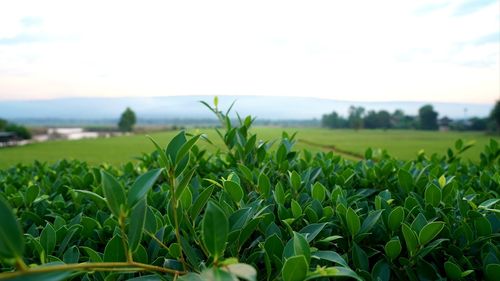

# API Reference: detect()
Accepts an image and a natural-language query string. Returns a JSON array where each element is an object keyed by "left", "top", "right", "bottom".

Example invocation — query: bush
[
  {"left": 5, "top": 123, "right": 31, "bottom": 139},
  {"left": 0, "top": 99, "right": 499, "bottom": 281}
]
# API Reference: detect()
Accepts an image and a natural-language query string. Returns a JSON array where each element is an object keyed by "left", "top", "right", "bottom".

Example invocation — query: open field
[{"left": 0, "top": 127, "right": 498, "bottom": 168}]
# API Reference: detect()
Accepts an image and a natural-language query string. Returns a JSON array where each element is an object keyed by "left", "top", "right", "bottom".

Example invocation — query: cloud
[
  {"left": 473, "top": 32, "right": 500, "bottom": 45},
  {"left": 0, "top": 34, "right": 46, "bottom": 45},
  {"left": 454, "top": 0, "right": 498, "bottom": 16},
  {"left": 20, "top": 17, "right": 43, "bottom": 28},
  {"left": 414, "top": 1, "right": 450, "bottom": 15},
  {"left": 0, "top": 0, "right": 498, "bottom": 104}
]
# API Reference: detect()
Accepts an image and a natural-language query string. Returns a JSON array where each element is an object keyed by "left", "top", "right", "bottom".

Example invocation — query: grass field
[{"left": 0, "top": 127, "right": 498, "bottom": 168}]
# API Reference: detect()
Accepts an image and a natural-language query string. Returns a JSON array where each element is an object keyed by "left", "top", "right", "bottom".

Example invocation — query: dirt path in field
[{"left": 298, "top": 139, "right": 365, "bottom": 160}]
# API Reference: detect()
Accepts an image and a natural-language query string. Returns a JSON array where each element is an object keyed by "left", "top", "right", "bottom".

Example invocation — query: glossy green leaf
[
  {"left": 372, "top": 260, "right": 390, "bottom": 281},
  {"left": 283, "top": 232, "right": 311, "bottom": 266},
  {"left": 398, "top": 169, "right": 413, "bottom": 193},
  {"left": 128, "top": 168, "right": 163, "bottom": 206},
  {"left": 312, "top": 251, "right": 348, "bottom": 267},
  {"left": 311, "top": 182, "right": 326, "bottom": 202},
  {"left": 258, "top": 173, "right": 271, "bottom": 196},
  {"left": 305, "top": 266, "right": 362, "bottom": 281},
  {"left": 444, "top": 261, "right": 462, "bottom": 280},
  {"left": 63, "top": 246, "right": 79, "bottom": 263},
  {"left": 402, "top": 223, "right": 418, "bottom": 256},
  {"left": 360, "top": 210, "right": 383, "bottom": 234},
  {"left": 73, "top": 190, "right": 106, "bottom": 210},
  {"left": 224, "top": 180, "right": 244, "bottom": 203},
  {"left": 485, "top": 264, "right": 500, "bottom": 281},
  {"left": 128, "top": 198, "right": 147, "bottom": 253},
  {"left": 103, "top": 235, "right": 126, "bottom": 262},
  {"left": 274, "top": 183, "right": 285, "bottom": 205},
  {"left": 418, "top": 222, "right": 445, "bottom": 245},
  {"left": 166, "top": 131, "right": 187, "bottom": 163},
  {"left": 299, "top": 223, "right": 327, "bottom": 243},
  {"left": 264, "top": 234, "right": 284, "bottom": 259},
  {"left": 101, "top": 170, "right": 126, "bottom": 217},
  {"left": 25, "top": 184, "right": 39, "bottom": 205},
  {"left": 175, "top": 166, "right": 196, "bottom": 200},
  {"left": 282, "top": 255, "right": 308, "bottom": 281},
  {"left": 169, "top": 243, "right": 181, "bottom": 258},
  {"left": 475, "top": 216, "right": 492, "bottom": 236},
  {"left": 410, "top": 213, "right": 428, "bottom": 233},
  {"left": 0, "top": 196, "right": 24, "bottom": 259},
  {"left": 290, "top": 171, "right": 301, "bottom": 190},
  {"left": 176, "top": 134, "right": 201, "bottom": 165},
  {"left": 384, "top": 238, "right": 402, "bottom": 260},
  {"left": 388, "top": 206, "right": 405, "bottom": 232},
  {"left": 424, "top": 184, "right": 441, "bottom": 207},
  {"left": 190, "top": 185, "right": 215, "bottom": 219},
  {"left": 291, "top": 199, "right": 302, "bottom": 219},
  {"left": 202, "top": 201, "right": 229, "bottom": 260},
  {"left": 352, "top": 242, "right": 368, "bottom": 271},
  {"left": 147, "top": 135, "right": 170, "bottom": 170},
  {"left": 346, "top": 207, "right": 360, "bottom": 236},
  {"left": 81, "top": 246, "right": 103, "bottom": 262},
  {"left": 179, "top": 187, "right": 193, "bottom": 209},
  {"left": 40, "top": 223, "right": 56, "bottom": 256},
  {"left": 479, "top": 198, "right": 499, "bottom": 209}
]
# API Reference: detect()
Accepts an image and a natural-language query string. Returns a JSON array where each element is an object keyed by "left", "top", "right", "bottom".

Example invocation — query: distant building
[
  {"left": 0, "top": 132, "right": 18, "bottom": 147},
  {"left": 47, "top": 128, "right": 99, "bottom": 140},
  {"left": 438, "top": 117, "right": 452, "bottom": 131}
]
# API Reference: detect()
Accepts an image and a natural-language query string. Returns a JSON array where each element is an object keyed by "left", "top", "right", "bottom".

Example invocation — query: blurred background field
[{"left": 1, "top": 127, "right": 497, "bottom": 168}]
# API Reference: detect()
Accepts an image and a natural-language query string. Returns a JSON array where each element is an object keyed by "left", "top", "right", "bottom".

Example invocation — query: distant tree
[
  {"left": 391, "top": 109, "right": 405, "bottom": 128},
  {"left": 348, "top": 106, "right": 365, "bottom": 130},
  {"left": 363, "top": 110, "right": 392, "bottom": 129},
  {"left": 468, "top": 117, "right": 488, "bottom": 131},
  {"left": 490, "top": 100, "right": 500, "bottom": 131},
  {"left": 118, "top": 107, "right": 136, "bottom": 132},
  {"left": 321, "top": 111, "right": 347, "bottom": 128},
  {"left": 418, "top": 104, "right": 438, "bottom": 130},
  {"left": 377, "top": 110, "right": 391, "bottom": 129},
  {"left": 363, "top": 110, "right": 378, "bottom": 129},
  {"left": 0, "top": 118, "right": 6, "bottom": 131},
  {"left": 5, "top": 124, "right": 31, "bottom": 139}
]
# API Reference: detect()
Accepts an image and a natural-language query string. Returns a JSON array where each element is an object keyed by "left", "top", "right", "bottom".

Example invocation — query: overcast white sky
[{"left": 0, "top": 0, "right": 499, "bottom": 103}]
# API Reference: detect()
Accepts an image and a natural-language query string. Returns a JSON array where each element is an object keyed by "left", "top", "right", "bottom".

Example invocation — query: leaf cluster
[{"left": 0, "top": 98, "right": 499, "bottom": 281}]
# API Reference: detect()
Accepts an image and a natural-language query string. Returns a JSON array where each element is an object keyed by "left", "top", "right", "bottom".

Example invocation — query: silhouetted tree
[
  {"left": 118, "top": 107, "right": 136, "bottom": 132},
  {"left": 322, "top": 111, "right": 347, "bottom": 128},
  {"left": 418, "top": 104, "right": 438, "bottom": 130},
  {"left": 0, "top": 118, "right": 6, "bottom": 131},
  {"left": 363, "top": 110, "right": 392, "bottom": 129},
  {"left": 468, "top": 117, "right": 488, "bottom": 131},
  {"left": 490, "top": 100, "right": 500, "bottom": 131},
  {"left": 5, "top": 124, "right": 31, "bottom": 139},
  {"left": 378, "top": 110, "right": 391, "bottom": 129},
  {"left": 348, "top": 106, "right": 365, "bottom": 130},
  {"left": 363, "top": 110, "right": 378, "bottom": 129}
]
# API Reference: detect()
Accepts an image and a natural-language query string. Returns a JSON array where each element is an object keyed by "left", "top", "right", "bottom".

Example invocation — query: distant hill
[{"left": 0, "top": 96, "right": 493, "bottom": 124}]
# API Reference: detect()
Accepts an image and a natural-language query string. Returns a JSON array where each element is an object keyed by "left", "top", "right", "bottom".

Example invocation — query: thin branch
[{"left": 0, "top": 261, "right": 186, "bottom": 280}]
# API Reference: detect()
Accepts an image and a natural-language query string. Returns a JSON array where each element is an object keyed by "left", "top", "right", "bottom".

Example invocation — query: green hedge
[{"left": 0, "top": 100, "right": 499, "bottom": 281}]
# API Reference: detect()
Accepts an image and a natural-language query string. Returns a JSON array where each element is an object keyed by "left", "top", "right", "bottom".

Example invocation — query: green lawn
[{"left": 0, "top": 128, "right": 497, "bottom": 168}]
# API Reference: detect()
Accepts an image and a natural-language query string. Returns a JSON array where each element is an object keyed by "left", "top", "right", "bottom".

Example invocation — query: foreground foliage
[{"left": 0, "top": 99, "right": 499, "bottom": 281}]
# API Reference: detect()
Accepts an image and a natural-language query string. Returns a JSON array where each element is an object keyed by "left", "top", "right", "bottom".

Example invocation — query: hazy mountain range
[{"left": 0, "top": 96, "right": 494, "bottom": 125}]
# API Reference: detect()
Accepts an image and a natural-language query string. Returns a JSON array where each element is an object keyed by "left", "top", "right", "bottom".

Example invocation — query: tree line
[
  {"left": 322, "top": 101, "right": 500, "bottom": 132},
  {"left": 0, "top": 119, "right": 31, "bottom": 139}
]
